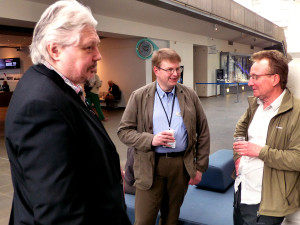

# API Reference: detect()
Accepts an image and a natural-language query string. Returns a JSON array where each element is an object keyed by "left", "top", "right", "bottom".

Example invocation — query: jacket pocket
[
  {"left": 284, "top": 171, "right": 300, "bottom": 207},
  {"left": 133, "top": 150, "right": 155, "bottom": 190}
]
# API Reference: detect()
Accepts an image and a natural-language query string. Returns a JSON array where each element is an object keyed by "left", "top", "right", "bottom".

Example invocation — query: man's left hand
[{"left": 189, "top": 170, "right": 202, "bottom": 185}]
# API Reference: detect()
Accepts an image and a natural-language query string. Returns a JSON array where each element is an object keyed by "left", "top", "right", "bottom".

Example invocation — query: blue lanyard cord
[{"left": 156, "top": 90, "right": 176, "bottom": 129}]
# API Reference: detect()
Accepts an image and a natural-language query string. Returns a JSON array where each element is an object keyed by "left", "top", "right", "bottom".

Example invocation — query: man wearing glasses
[
  {"left": 233, "top": 50, "right": 300, "bottom": 225},
  {"left": 118, "top": 48, "right": 210, "bottom": 225}
]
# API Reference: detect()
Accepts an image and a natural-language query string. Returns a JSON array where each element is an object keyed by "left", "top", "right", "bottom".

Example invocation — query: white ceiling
[{"left": 0, "top": 0, "right": 279, "bottom": 49}]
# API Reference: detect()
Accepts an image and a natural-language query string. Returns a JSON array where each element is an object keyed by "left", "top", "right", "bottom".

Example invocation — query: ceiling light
[{"left": 214, "top": 24, "right": 218, "bottom": 31}]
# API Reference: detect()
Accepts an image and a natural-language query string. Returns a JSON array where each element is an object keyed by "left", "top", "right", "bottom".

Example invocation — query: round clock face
[{"left": 136, "top": 39, "right": 154, "bottom": 59}]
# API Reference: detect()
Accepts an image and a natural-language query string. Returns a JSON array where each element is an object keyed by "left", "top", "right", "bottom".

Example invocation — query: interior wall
[
  {"left": 193, "top": 37, "right": 262, "bottom": 97},
  {"left": 0, "top": 0, "right": 264, "bottom": 98},
  {"left": 207, "top": 50, "right": 219, "bottom": 96},
  {"left": 286, "top": 1, "right": 300, "bottom": 54},
  {"left": 146, "top": 38, "right": 169, "bottom": 84},
  {"left": 0, "top": 0, "right": 47, "bottom": 22},
  {"left": 0, "top": 37, "right": 261, "bottom": 98},
  {"left": 0, "top": 47, "right": 32, "bottom": 91},
  {"left": 194, "top": 46, "right": 208, "bottom": 97},
  {"left": 97, "top": 14, "right": 209, "bottom": 47},
  {"left": 169, "top": 41, "right": 194, "bottom": 89},
  {"left": 98, "top": 37, "right": 146, "bottom": 107}
]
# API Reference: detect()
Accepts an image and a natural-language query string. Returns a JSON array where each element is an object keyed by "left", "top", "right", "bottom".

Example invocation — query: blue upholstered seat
[
  {"left": 125, "top": 185, "right": 234, "bottom": 225},
  {"left": 125, "top": 149, "right": 235, "bottom": 225},
  {"left": 196, "top": 149, "right": 234, "bottom": 191}
]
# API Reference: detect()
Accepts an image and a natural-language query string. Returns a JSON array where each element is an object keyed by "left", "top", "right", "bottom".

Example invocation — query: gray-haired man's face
[{"left": 55, "top": 26, "right": 102, "bottom": 84}]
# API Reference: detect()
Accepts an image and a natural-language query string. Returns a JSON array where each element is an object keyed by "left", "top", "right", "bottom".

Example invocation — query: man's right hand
[{"left": 152, "top": 131, "right": 175, "bottom": 147}]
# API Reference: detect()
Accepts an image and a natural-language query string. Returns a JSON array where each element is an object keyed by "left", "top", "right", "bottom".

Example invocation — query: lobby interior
[
  {"left": 0, "top": 0, "right": 289, "bottom": 223},
  {"left": 0, "top": 90, "right": 253, "bottom": 224}
]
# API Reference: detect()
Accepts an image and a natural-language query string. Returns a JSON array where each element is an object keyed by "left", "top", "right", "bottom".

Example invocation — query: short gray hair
[
  {"left": 251, "top": 50, "right": 288, "bottom": 89},
  {"left": 30, "top": 0, "right": 98, "bottom": 65}
]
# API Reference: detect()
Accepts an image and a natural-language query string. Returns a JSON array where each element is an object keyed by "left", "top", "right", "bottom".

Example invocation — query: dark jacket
[
  {"left": 1, "top": 84, "right": 10, "bottom": 92},
  {"left": 109, "top": 83, "right": 121, "bottom": 100},
  {"left": 5, "top": 64, "right": 131, "bottom": 225}
]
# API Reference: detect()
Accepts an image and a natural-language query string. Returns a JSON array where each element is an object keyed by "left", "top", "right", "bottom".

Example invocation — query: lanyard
[{"left": 156, "top": 90, "right": 176, "bottom": 129}]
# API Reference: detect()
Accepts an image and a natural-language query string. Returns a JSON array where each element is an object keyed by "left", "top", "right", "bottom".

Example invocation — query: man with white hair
[{"left": 5, "top": 1, "right": 131, "bottom": 224}]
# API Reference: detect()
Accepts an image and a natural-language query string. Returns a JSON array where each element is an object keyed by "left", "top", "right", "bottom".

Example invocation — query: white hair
[{"left": 30, "top": 0, "right": 98, "bottom": 65}]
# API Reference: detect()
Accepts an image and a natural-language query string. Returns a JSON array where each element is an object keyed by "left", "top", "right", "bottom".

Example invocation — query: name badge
[{"left": 176, "top": 112, "right": 181, "bottom": 117}]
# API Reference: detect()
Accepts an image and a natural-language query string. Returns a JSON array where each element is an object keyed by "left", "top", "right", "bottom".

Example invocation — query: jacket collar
[
  {"left": 175, "top": 83, "right": 186, "bottom": 118},
  {"left": 277, "top": 88, "right": 293, "bottom": 114},
  {"left": 33, "top": 64, "right": 76, "bottom": 96},
  {"left": 32, "top": 64, "right": 114, "bottom": 146},
  {"left": 248, "top": 88, "right": 293, "bottom": 116},
  {"left": 146, "top": 81, "right": 185, "bottom": 98},
  {"left": 145, "top": 81, "right": 187, "bottom": 123}
]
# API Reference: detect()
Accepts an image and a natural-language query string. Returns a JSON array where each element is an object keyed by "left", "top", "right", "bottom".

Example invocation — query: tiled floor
[
  {"left": 0, "top": 107, "right": 12, "bottom": 224},
  {"left": 0, "top": 91, "right": 252, "bottom": 224}
]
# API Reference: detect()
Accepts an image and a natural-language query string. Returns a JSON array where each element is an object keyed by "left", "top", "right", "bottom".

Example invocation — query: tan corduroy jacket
[
  {"left": 234, "top": 89, "right": 300, "bottom": 217},
  {"left": 118, "top": 81, "right": 210, "bottom": 190}
]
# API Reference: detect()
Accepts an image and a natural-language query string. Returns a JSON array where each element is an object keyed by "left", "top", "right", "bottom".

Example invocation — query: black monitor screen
[{"left": 0, "top": 58, "right": 20, "bottom": 70}]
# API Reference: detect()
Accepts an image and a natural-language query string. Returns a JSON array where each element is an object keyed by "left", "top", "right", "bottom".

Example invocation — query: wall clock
[{"left": 136, "top": 38, "right": 158, "bottom": 59}]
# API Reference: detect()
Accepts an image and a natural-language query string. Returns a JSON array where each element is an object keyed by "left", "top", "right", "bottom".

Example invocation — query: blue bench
[
  {"left": 197, "top": 149, "right": 235, "bottom": 191},
  {"left": 125, "top": 149, "right": 235, "bottom": 225}
]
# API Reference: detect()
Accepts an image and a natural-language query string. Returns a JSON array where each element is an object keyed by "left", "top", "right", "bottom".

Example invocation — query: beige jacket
[
  {"left": 234, "top": 89, "right": 300, "bottom": 217},
  {"left": 118, "top": 82, "right": 210, "bottom": 190}
]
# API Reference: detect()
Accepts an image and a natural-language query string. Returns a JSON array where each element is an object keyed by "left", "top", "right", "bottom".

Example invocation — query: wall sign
[
  {"left": 136, "top": 38, "right": 158, "bottom": 60},
  {"left": 208, "top": 45, "right": 217, "bottom": 54}
]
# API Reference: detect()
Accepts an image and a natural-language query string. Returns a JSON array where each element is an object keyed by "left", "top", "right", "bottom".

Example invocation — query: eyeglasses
[
  {"left": 157, "top": 66, "right": 183, "bottom": 75},
  {"left": 249, "top": 74, "right": 275, "bottom": 81}
]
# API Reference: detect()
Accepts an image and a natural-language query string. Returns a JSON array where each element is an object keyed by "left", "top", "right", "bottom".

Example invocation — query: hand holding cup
[{"left": 233, "top": 137, "right": 245, "bottom": 143}]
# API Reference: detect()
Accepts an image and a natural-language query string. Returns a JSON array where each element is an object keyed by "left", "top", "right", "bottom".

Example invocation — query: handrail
[
  {"left": 196, "top": 82, "right": 248, "bottom": 85},
  {"left": 196, "top": 82, "right": 249, "bottom": 102}
]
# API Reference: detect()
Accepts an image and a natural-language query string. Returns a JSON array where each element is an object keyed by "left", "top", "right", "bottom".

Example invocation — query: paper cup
[
  {"left": 233, "top": 137, "right": 245, "bottom": 143},
  {"left": 165, "top": 129, "right": 176, "bottom": 148}
]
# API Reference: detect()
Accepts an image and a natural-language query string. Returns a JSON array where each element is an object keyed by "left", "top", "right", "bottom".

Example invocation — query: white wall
[
  {"left": 170, "top": 41, "right": 194, "bottom": 89},
  {"left": 98, "top": 38, "right": 146, "bottom": 107},
  {"left": 97, "top": 36, "right": 256, "bottom": 100},
  {"left": 194, "top": 46, "right": 209, "bottom": 96},
  {"left": 145, "top": 39, "right": 169, "bottom": 84},
  {"left": 207, "top": 51, "right": 219, "bottom": 96},
  {"left": 96, "top": 14, "right": 209, "bottom": 47},
  {"left": 287, "top": 1, "right": 300, "bottom": 54},
  {"left": 0, "top": 0, "right": 47, "bottom": 22}
]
